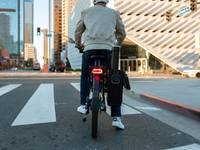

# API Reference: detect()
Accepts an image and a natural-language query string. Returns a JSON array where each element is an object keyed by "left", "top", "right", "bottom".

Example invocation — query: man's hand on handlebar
[{"left": 75, "top": 43, "right": 84, "bottom": 53}]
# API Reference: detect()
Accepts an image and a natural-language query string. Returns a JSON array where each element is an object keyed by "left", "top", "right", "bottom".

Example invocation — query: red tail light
[{"left": 91, "top": 68, "right": 103, "bottom": 75}]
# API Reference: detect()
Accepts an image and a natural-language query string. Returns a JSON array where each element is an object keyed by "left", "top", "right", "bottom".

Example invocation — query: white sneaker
[
  {"left": 112, "top": 117, "right": 125, "bottom": 130},
  {"left": 77, "top": 105, "right": 87, "bottom": 114}
]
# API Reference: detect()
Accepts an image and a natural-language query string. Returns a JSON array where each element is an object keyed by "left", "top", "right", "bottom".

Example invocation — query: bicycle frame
[
  {"left": 85, "top": 57, "right": 108, "bottom": 138},
  {"left": 89, "top": 60, "right": 107, "bottom": 107},
  {"left": 90, "top": 66, "right": 104, "bottom": 111}
]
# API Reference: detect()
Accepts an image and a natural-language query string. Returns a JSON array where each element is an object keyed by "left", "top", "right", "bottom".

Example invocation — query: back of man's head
[{"left": 93, "top": 0, "right": 109, "bottom": 5}]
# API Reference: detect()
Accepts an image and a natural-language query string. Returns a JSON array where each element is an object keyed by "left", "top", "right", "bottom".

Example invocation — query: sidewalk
[
  {"left": 0, "top": 70, "right": 183, "bottom": 78},
  {"left": 0, "top": 71, "right": 81, "bottom": 77},
  {"left": 130, "top": 79, "right": 200, "bottom": 116}
]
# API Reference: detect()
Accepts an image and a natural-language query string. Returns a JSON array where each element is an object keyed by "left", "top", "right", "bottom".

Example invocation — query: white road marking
[
  {"left": 135, "top": 106, "right": 161, "bottom": 111},
  {"left": 12, "top": 84, "right": 56, "bottom": 126},
  {"left": 123, "top": 94, "right": 162, "bottom": 112},
  {"left": 70, "top": 82, "right": 142, "bottom": 115},
  {"left": 0, "top": 84, "right": 22, "bottom": 96},
  {"left": 71, "top": 83, "right": 80, "bottom": 91},
  {"left": 165, "top": 143, "right": 200, "bottom": 150},
  {"left": 106, "top": 104, "right": 141, "bottom": 116}
]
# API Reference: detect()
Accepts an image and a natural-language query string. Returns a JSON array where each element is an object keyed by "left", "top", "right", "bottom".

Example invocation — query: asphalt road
[{"left": 0, "top": 78, "right": 199, "bottom": 150}]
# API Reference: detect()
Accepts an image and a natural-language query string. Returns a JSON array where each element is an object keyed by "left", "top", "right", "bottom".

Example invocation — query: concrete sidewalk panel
[{"left": 140, "top": 93, "right": 200, "bottom": 118}]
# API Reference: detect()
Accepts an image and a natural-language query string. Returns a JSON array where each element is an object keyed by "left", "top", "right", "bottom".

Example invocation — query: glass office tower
[{"left": 0, "top": 0, "right": 23, "bottom": 64}]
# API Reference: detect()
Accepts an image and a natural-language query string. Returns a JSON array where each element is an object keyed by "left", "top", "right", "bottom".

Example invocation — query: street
[{"left": 0, "top": 77, "right": 200, "bottom": 150}]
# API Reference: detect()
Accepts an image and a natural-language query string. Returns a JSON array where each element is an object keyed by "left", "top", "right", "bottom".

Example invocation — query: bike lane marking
[
  {"left": 12, "top": 84, "right": 56, "bottom": 126},
  {"left": 165, "top": 143, "right": 200, "bottom": 150},
  {"left": 70, "top": 82, "right": 142, "bottom": 115},
  {"left": 0, "top": 84, "right": 22, "bottom": 97}
]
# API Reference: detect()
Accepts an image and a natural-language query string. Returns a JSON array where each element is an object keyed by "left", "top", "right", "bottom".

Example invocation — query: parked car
[
  {"left": 49, "top": 64, "right": 56, "bottom": 72},
  {"left": 182, "top": 69, "right": 200, "bottom": 78},
  {"left": 33, "top": 63, "right": 41, "bottom": 70},
  {"left": 49, "top": 61, "right": 65, "bottom": 72},
  {"left": 55, "top": 61, "right": 65, "bottom": 72}
]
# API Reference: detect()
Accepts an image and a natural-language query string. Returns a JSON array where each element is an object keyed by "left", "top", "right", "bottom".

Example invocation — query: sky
[{"left": 33, "top": 0, "right": 54, "bottom": 65}]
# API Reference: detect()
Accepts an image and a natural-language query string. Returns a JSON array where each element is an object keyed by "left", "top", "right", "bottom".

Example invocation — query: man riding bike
[{"left": 75, "top": 0, "right": 126, "bottom": 129}]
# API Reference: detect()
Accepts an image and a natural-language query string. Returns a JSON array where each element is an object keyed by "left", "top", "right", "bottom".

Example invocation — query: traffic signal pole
[
  {"left": 36, "top": 26, "right": 75, "bottom": 73},
  {"left": 37, "top": 27, "right": 49, "bottom": 73}
]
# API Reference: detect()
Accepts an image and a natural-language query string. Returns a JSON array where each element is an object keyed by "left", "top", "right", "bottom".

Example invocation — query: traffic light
[
  {"left": 165, "top": 11, "right": 172, "bottom": 22},
  {"left": 190, "top": 0, "right": 197, "bottom": 11},
  {"left": 37, "top": 27, "right": 41, "bottom": 36}
]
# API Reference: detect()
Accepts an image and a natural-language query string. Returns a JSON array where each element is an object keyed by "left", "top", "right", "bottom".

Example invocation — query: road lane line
[
  {"left": 165, "top": 143, "right": 200, "bottom": 150},
  {"left": 0, "top": 84, "right": 22, "bottom": 96},
  {"left": 12, "top": 84, "right": 56, "bottom": 126},
  {"left": 70, "top": 82, "right": 141, "bottom": 115}
]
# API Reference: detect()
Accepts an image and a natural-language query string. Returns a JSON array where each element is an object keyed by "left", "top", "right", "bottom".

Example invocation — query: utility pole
[
  {"left": 49, "top": 0, "right": 53, "bottom": 65},
  {"left": 18, "top": 0, "right": 20, "bottom": 65}
]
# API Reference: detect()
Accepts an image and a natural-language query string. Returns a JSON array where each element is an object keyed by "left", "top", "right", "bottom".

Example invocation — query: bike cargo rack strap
[
  {"left": 111, "top": 46, "right": 120, "bottom": 72},
  {"left": 107, "top": 70, "right": 123, "bottom": 107},
  {"left": 111, "top": 46, "right": 131, "bottom": 90}
]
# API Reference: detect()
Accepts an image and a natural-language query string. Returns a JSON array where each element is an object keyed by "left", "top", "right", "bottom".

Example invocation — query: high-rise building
[
  {"left": 24, "top": 43, "right": 36, "bottom": 62},
  {"left": 62, "top": 0, "right": 77, "bottom": 51},
  {"left": 0, "top": 0, "right": 24, "bottom": 65},
  {"left": 67, "top": 0, "right": 77, "bottom": 14},
  {"left": 0, "top": 14, "right": 10, "bottom": 49},
  {"left": 54, "top": 0, "right": 76, "bottom": 63},
  {"left": 62, "top": 0, "right": 67, "bottom": 52},
  {"left": 24, "top": 0, "right": 35, "bottom": 62},
  {"left": 54, "top": 0, "right": 62, "bottom": 62},
  {"left": 24, "top": 0, "right": 33, "bottom": 44}
]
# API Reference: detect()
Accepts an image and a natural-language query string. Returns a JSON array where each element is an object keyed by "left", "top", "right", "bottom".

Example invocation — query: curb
[
  {"left": 140, "top": 93, "right": 200, "bottom": 117},
  {"left": 0, "top": 72, "right": 81, "bottom": 77}
]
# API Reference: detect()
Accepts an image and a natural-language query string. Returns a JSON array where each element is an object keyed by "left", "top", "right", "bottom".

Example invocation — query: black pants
[{"left": 80, "top": 50, "right": 121, "bottom": 117}]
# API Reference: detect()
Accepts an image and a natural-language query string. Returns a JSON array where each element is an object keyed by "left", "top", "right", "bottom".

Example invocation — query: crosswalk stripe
[
  {"left": 71, "top": 83, "right": 80, "bottom": 91},
  {"left": 70, "top": 82, "right": 142, "bottom": 115},
  {"left": 12, "top": 84, "right": 56, "bottom": 126},
  {"left": 0, "top": 84, "right": 22, "bottom": 97},
  {"left": 106, "top": 104, "right": 141, "bottom": 116},
  {"left": 165, "top": 143, "right": 200, "bottom": 150}
]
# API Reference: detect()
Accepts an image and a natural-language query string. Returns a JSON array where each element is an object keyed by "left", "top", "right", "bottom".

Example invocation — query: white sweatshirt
[{"left": 75, "top": 4, "right": 126, "bottom": 51}]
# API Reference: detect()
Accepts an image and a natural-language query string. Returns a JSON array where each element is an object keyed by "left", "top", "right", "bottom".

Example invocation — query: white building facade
[
  {"left": 68, "top": 0, "right": 200, "bottom": 72},
  {"left": 24, "top": 43, "right": 36, "bottom": 62}
]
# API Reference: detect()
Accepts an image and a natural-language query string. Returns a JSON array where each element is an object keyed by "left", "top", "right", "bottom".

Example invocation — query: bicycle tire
[{"left": 92, "top": 110, "right": 98, "bottom": 138}]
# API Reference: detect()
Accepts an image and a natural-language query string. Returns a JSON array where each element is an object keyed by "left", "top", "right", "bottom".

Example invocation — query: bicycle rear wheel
[{"left": 92, "top": 110, "right": 98, "bottom": 138}]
